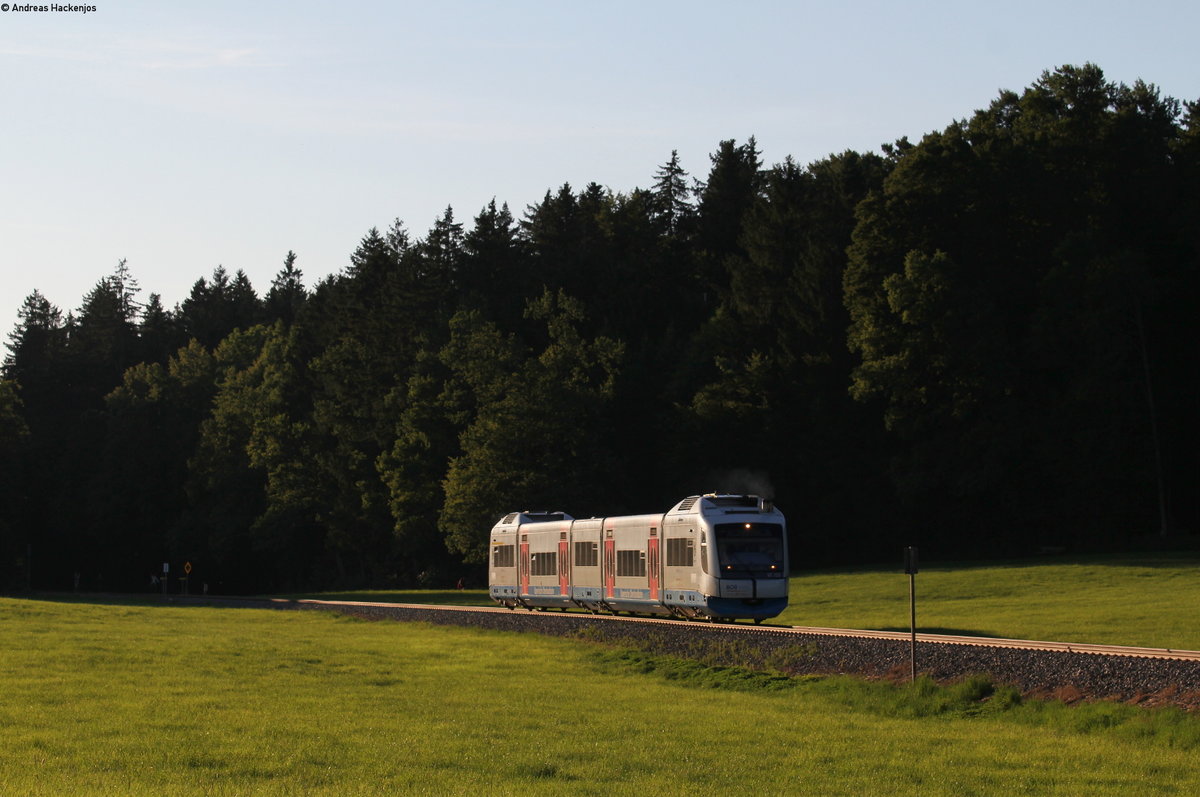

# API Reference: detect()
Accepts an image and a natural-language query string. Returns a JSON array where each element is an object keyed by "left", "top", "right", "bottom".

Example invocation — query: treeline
[{"left": 2, "top": 65, "right": 1197, "bottom": 593}]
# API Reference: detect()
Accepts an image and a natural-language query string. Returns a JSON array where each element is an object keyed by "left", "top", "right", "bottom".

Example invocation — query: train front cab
[
  {"left": 488, "top": 515, "right": 519, "bottom": 608},
  {"left": 670, "top": 495, "right": 788, "bottom": 622},
  {"left": 489, "top": 511, "right": 575, "bottom": 610}
]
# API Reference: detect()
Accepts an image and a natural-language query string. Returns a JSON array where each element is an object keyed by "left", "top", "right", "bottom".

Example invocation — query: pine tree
[
  {"left": 138, "top": 293, "right": 185, "bottom": 365},
  {"left": 651, "top": 149, "right": 694, "bottom": 236},
  {"left": 265, "top": 251, "right": 307, "bottom": 326},
  {"left": 4, "top": 291, "right": 65, "bottom": 385},
  {"left": 71, "top": 261, "right": 143, "bottom": 393}
]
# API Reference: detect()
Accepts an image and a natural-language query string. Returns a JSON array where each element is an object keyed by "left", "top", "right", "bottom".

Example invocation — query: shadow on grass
[
  {"left": 14, "top": 591, "right": 229, "bottom": 609},
  {"left": 276, "top": 590, "right": 491, "bottom": 607},
  {"left": 875, "top": 626, "right": 1002, "bottom": 638}
]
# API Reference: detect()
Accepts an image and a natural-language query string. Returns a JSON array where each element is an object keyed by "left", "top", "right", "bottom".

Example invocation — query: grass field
[
  {"left": 778, "top": 553, "right": 1200, "bottom": 651},
  {"left": 3, "top": 592, "right": 1199, "bottom": 795},
  {"left": 289, "top": 553, "right": 1200, "bottom": 651}
]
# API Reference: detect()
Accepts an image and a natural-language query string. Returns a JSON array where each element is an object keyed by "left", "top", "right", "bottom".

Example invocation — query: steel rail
[
  {"left": 781, "top": 625, "right": 1200, "bottom": 661},
  {"left": 276, "top": 598, "right": 1200, "bottom": 662}
]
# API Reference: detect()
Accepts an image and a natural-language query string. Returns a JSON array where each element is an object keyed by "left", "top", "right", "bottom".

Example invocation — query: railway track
[
  {"left": 779, "top": 625, "right": 1200, "bottom": 662},
  {"left": 268, "top": 598, "right": 1200, "bottom": 663}
]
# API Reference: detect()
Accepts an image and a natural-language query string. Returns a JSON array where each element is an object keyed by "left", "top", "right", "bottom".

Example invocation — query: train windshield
[{"left": 713, "top": 523, "right": 785, "bottom": 577}]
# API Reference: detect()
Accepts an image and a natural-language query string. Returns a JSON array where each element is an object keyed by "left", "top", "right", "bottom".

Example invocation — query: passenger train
[{"left": 487, "top": 494, "right": 788, "bottom": 622}]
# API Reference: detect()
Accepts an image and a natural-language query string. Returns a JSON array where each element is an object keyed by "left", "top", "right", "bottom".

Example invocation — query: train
[{"left": 487, "top": 494, "right": 788, "bottom": 622}]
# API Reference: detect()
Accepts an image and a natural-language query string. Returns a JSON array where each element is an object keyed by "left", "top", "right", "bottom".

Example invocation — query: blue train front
[{"left": 487, "top": 494, "right": 788, "bottom": 622}]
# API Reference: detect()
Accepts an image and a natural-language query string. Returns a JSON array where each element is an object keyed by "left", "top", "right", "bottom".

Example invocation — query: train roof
[
  {"left": 496, "top": 510, "right": 574, "bottom": 526},
  {"left": 669, "top": 494, "right": 777, "bottom": 514},
  {"left": 491, "top": 494, "right": 779, "bottom": 529}
]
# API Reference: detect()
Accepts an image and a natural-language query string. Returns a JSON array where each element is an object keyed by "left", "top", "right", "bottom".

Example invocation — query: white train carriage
[
  {"left": 488, "top": 510, "right": 574, "bottom": 610},
  {"left": 488, "top": 494, "right": 788, "bottom": 621}
]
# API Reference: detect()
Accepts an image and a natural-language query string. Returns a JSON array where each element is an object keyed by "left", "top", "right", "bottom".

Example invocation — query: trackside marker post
[{"left": 904, "top": 546, "right": 918, "bottom": 681}]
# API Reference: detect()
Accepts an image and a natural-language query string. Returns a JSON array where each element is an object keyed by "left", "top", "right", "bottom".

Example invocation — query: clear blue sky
[{"left": 2, "top": 0, "right": 1197, "bottom": 339}]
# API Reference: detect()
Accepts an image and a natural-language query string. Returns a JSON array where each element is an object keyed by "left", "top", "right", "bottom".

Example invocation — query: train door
[
  {"left": 519, "top": 534, "right": 530, "bottom": 596},
  {"left": 558, "top": 531, "right": 569, "bottom": 596},
  {"left": 603, "top": 530, "right": 615, "bottom": 599},
  {"left": 647, "top": 528, "right": 660, "bottom": 600}
]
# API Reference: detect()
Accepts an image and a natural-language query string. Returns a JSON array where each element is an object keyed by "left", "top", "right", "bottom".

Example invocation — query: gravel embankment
[{"left": 189, "top": 598, "right": 1200, "bottom": 711}]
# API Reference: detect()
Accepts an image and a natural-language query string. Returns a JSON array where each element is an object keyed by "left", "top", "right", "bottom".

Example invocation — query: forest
[{"left": 2, "top": 64, "right": 1197, "bottom": 593}]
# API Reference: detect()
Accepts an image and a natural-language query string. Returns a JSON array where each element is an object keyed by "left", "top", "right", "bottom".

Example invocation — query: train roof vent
[
  {"left": 519, "top": 511, "right": 574, "bottom": 523},
  {"left": 702, "top": 494, "right": 761, "bottom": 508},
  {"left": 501, "top": 513, "right": 519, "bottom": 525},
  {"left": 676, "top": 496, "right": 700, "bottom": 512}
]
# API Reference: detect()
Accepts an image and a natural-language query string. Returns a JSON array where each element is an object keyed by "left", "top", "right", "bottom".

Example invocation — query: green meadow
[
  {"left": 779, "top": 554, "right": 1200, "bottom": 651},
  {"left": 3, "top": 585, "right": 1200, "bottom": 796}
]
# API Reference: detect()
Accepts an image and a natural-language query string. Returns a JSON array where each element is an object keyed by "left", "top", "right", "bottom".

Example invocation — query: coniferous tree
[
  {"left": 181, "top": 266, "right": 263, "bottom": 347},
  {"left": 264, "top": 251, "right": 307, "bottom": 326},
  {"left": 695, "top": 137, "right": 763, "bottom": 301},
  {"left": 180, "top": 268, "right": 229, "bottom": 348},
  {"left": 4, "top": 291, "right": 66, "bottom": 394},
  {"left": 651, "top": 149, "right": 695, "bottom": 237},
  {"left": 70, "top": 260, "right": 143, "bottom": 395},
  {"left": 459, "top": 199, "right": 527, "bottom": 323},
  {"left": 520, "top": 183, "right": 616, "bottom": 308},
  {"left": 229, "top": 269, "right": 263, "bottom": 330},
  {"left": 138, "top": 293, "right": 186, "bottom": 365}
]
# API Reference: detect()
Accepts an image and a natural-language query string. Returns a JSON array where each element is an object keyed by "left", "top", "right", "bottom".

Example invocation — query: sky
[{"left": 2, "top": 0, "right": 1197, "bottom": 341}]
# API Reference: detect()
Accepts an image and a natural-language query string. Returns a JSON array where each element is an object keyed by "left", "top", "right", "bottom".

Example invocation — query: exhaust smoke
[{"left": 707, "top": 468, "right": 774, "bottom": 499}]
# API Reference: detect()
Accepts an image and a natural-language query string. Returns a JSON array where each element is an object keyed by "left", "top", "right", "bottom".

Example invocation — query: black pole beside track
[{"left": 904, "top": 546, "right": 919, "bottom": 682}]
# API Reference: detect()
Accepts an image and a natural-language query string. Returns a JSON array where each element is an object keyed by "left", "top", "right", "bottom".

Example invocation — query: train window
[
  {"left": 529, "top": 551, "right": 558, "bottom": 577},
  {"left": 666, "top": 537, "right": 694, "bottom": 567},
  {"left": 616, "top": 549, "right": 646, "bottom": 577},
  {"left": 713, "top": 523, "right": 785, "bottom": 575},
  {"left": 492, "top": 544, "right": 516, "bottom": 569},
  {"left": 700, "top": 532, "right": 709, "bottom": 574},
  {"left": 574, "top": 541, "right": 599, "bottom": 568}
]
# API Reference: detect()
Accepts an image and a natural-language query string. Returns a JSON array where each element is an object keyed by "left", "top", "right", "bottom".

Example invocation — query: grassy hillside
[{"left": 2, "top": 596, "right": 1199, "bottom": 795}]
